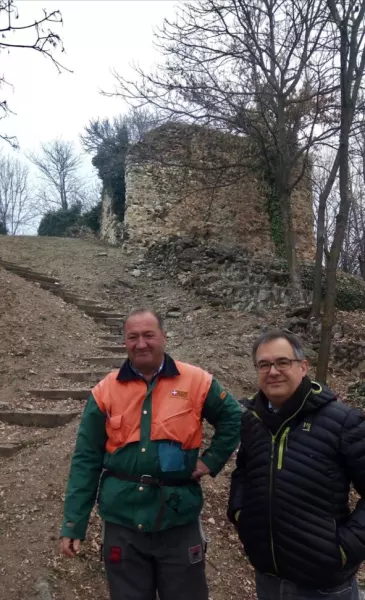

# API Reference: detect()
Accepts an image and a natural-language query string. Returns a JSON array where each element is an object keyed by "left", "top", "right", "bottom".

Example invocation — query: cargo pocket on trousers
[{"left": 199, "top": 518, "right": 209, "bottom": 554}]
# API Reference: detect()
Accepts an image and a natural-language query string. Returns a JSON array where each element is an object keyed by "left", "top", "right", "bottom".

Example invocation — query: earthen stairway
[{"left": 0, "top": 258, "right": 127, "bottom": 457}]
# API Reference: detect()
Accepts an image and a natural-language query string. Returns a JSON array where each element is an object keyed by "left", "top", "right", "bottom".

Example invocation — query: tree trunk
[
  {"left": 312, "top": 153, "right": 340, "bottom": 319},
  {"left": 316, "top": 182, "right": 351, "bottom": 383},
  {"left": 316, "top": 78, "right": 350, "bottom": 380},
  {"left": 275, "top": 98, "right": 304, "bottom": 304},
  {"left": 359, "top": 254, "right": 365, "bottom": 280},
  {"left": 315, "top": 6, "right": 359, "bottom": 383},
  {"left": 280, "top": 188, "right": 304, "bottom": 303},
  {"left": 315, "top": 253, "right": 338, "bottom": 383},
  {"left": 60, "top": 187, "right": 68, "bottom": 211},
  {"left": 312, "top": 198, "right": 326, "bottom": 319}
]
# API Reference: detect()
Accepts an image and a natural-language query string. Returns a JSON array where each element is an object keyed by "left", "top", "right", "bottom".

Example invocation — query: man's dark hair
[
  {"left": 123, "top": 308, "right": 164, "bottom": 332},
  {"left": 252, "top": 329, "right": 306, "bottom": 363}
]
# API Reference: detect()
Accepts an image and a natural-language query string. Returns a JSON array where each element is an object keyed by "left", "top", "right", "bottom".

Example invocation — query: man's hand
[
  {"left": 192, "top": 459, "right": 211, "bottom": 481},
  {"left": 60, "top": 537, "right": 81, "bottom": 557}
]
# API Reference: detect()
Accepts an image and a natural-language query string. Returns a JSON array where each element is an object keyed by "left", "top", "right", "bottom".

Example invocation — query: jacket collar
[
  {"left": 116, "top": 353, "right": 180, "bottom": 382},
  {"left": 255, "top": 376, "right": 313, "bottom": 421},
  {"left": 245, "top": 377, "right": 335, "bottom": 434}
]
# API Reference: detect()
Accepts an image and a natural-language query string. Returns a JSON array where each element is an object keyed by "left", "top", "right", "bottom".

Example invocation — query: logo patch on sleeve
[
  {"left": 188, "top": 544, "right": 203, "bottom": 564},
  {"left": 171, "top": 389, "right": 188, "bottom": 399},
  {"left": 220, "top": 391, "right": 227, "bottom": 400}
]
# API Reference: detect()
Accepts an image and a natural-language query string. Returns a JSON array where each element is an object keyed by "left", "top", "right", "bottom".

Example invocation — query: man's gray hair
[
  {"left": 252, "top": 329, "right": 306, "bottom": 363},
  {"left": 123, "top": 308, "right": 164, "bottom": 332}
]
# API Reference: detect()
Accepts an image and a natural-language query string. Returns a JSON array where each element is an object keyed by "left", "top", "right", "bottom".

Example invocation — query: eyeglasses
[{"left": 255, "top": 358, "right": 303, "bottom": 374}]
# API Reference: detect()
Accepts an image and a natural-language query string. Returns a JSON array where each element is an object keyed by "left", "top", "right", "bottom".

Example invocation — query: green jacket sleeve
[
  {"left": 61, "top": 394, "right": 107, "bottom": 540},
  {"left": 200, "top": 378, "right": 242, "bottom": 476}
]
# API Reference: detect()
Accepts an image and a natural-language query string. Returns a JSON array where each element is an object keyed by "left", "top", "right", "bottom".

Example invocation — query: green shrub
[
  {"left": 80, "top": 202, "right": 101, "bottom": 232},
  {"left": 38, "top": 205, "right": 82, "bottom": 237},
  {"left": 0, "top": 221, "right": 7, "bottom": 234},
  {"left": 38, "top": 203, "right": 102, "bottom": 237}
]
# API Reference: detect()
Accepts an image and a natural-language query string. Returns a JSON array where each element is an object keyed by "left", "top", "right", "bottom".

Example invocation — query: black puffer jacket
[{"left": 228, "top": 377, "right": 365, "bottom": 588}]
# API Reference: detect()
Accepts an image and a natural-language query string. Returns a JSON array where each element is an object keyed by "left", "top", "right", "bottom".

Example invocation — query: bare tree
[
  {"left": 122, "top": 107, "right": 166, "bottom": 143},
  {"left": 353, "top": 131, "right": 365, "bottom": 279},
  {"left": 80, "top": 108, "right": 163, "bottom": 160},
  {"left": 107, "top": 0, "right": 342, "bottom": 301},
  {"left": 0, "top": 154, "right": 36, "bottom": 234},
  {"left": 311, "top": 148, "right": 341, "bottom": 318},
  {"left": 316, "top": 0, "right": 365, "bottom": 382},
  {"left": 80, "top": 116, "right": 129, "bottom": 156},
  {"left": 28, "top": 140, "right": 85, "bottom": 211},
  {"left": 313, "top": 140, "right": 365, "bottom": 278},
  {"left": 0, "top": 0, "right": 66, "bottom": 147},
  {"left": 312, "top": 149, "right": 340, "bottom": 267},
  {"left": 339, "top": 189, "right": 365, "bottom": 276}
]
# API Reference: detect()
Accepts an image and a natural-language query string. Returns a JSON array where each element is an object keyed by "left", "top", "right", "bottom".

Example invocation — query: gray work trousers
[
  {"left": 103, "top": 520, "right": 209, "bottom": 600},
  {"left": 256, "top": 571, "right": 359, "bottom": 600}
]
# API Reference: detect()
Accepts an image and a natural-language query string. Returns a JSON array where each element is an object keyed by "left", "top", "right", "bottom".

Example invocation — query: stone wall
[
  {"left": 139, "top": 236, "right": 365, "bottom": 373},
  {"left": 121, "top": 123, "right": 315, "bottom": 259},
  {"left": 99, "top": 187, "right": 123, "bottom": 246},
  {"left": 145, "top": 236, "right": 311, "bottom": 311},
  {"left": 144, "top": 235, "right": 365, "bottom": 313}
]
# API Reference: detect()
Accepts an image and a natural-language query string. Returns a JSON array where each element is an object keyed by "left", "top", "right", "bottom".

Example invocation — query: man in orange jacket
[{"left": 61, "top": 308, "right": 241, "bottom": 600}]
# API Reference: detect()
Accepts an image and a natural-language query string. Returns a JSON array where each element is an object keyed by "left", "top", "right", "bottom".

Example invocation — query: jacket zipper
[
  {"left": 269, "top": 436, "right": 278, "bottom": 573},
  {"left": 277, "top": 427, "right": 290, "bottom": 470},
  {"left": 252, "top": 389, "right": 312, "bottom": 575}
]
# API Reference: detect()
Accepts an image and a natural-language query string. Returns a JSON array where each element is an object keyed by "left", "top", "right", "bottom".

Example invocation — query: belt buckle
[{"left": 140, "top": 474, "right": 153, "bottom": 486}]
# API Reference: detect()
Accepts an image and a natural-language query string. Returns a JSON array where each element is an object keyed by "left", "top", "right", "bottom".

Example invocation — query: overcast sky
[{"left": 2, "top": 0, "right": 179, "bottom": 181}]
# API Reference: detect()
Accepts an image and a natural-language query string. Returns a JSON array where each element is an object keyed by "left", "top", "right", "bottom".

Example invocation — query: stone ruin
[
  {"left": 100, "top": 122, "right": 315, "bottom": 260},
  {"left": 99, "top": 122, "right": 365, "bottom": 379}
]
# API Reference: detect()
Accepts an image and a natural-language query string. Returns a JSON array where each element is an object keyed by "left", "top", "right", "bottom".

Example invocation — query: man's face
[
  {"left": 124, "top": 312, "right": 166, "bottom": 374},
  {"left": 255, "top": 338, "right": 308, "bottom": 406}
]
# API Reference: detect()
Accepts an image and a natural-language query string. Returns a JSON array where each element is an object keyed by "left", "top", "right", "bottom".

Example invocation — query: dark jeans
[
  {"left": 256, "top": 571, "right": 359, "bottom": 600},
  {"left": 103, "top": 520, "right": 209, "bottom": 600}
]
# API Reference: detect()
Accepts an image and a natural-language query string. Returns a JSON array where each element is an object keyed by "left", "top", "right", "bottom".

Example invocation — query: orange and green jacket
[{"left": 61, "top": 354, "right": 241, "bottom": 539}]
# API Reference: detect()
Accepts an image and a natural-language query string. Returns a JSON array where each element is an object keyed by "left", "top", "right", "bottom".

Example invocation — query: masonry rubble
[{"left": 142, "top": 236, "right": 311, "bottom": 312}]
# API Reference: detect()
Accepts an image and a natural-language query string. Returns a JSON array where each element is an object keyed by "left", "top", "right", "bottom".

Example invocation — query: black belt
[
  {"left": 102, "top": 471, "right": 198, "bottom": 531},
  {"left": 104, "top": 471, "right": 197, "bottom": 487}
]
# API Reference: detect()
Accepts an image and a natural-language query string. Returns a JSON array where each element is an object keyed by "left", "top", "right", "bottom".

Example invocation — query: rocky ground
[{"left": 0, "top": 235, "right": 363, "bottom": 600}]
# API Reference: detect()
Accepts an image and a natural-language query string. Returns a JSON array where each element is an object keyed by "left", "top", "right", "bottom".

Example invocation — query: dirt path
[
  {"left": 0, "top": 235, "right": 360, "bottom": 600},
  {"left": 0, "top": 236, "right": 263, "bottom": 600}
]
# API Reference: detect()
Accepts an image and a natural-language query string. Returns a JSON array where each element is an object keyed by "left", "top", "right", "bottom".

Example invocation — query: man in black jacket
[{"left": 228, "top": 329, "right": 365, "bottom": 600}]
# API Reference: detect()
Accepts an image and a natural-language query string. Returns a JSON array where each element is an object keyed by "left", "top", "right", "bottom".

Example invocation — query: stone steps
[
  {"left": 0, "top": 410, "right": 80, "bottom": 428},
  {"left": 59, "top": 371, "right": 110, "bottom": 382},
  {"left": 83, "top": 356, "right": 126, "bottom": 367},
  {"left": 39, "top": 282, "right": 62, "bottom": 292},
  {"left": 0, "top": 443, "right": 22, "bottom": 457},
  {"left": 76, "top": 303, "right": 107, "bottom": 312},
  {"left": 52, "top": 290, "right": 93, "bottom": 302},
  {"left": 29, "top": 388, "right": 90, "bottom": 400},
  {"left": 103, "top": 318, "right": 123, "bottom": 327},
  {"left": 60, "top": 297, "right": 106, "bottom": 311},
  {"left": 99, "top": 325, "right": 123, "bottom": 334},
  {"left": 0, "top": 260, "right": 57, "bottom": 278},
  {"left": 0, "top": 258, "right": 126, "bottom": 457},
  {"left": 0, "top": 264, "right": 60, "bottom": 284},
  {"left": 0, "top": 261, "right": 32, "bottom": 272},
  {"left": 87, "top": 310, "right": 124, "bottom": 319},
  {"left": 97, "top": 345, "right": 125, "bottom": 353},
  {"left": 99, "top": 335, "right": 124, "bottom": 342}
]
